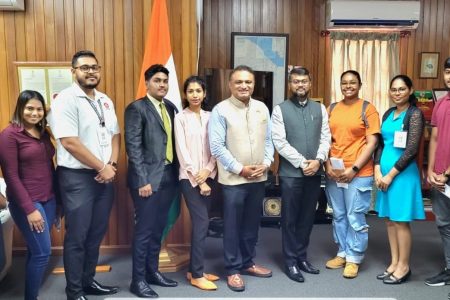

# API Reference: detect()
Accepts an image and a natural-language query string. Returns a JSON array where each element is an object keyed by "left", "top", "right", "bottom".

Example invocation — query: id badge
[
  {"left": 97, "top": 127, "right": 110, "bottom": 147},
  {"left": 393, "top": 131, "right": 407, "bottom": 148}
]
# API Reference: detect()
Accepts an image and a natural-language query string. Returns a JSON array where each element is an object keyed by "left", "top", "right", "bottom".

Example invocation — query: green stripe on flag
[{"left": 161, "top": 190, "right": 180, "bottom": 241}]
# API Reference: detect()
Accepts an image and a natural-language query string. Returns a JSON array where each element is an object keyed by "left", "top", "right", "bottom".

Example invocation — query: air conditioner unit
[
  {"left": 326, "top": 0, "right": 420, "bottom": 30},
  {"left": 0, "top": 0, "right": 24, "bottom": 11}
]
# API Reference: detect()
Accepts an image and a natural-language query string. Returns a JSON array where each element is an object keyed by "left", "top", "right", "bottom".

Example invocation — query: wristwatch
[
  {"left": 352, "top": 165, "right": 360, "bottom": 173},
  {"left": 317, "top": 158, "right": 324, "bottom": 166},
  {"left": 108, "top": 161, "right": 118, "bottom": 168}
]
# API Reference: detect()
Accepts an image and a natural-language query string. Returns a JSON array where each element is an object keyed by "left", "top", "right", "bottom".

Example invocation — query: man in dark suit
[{"left": 125, "top": 64, "right": 179, "bottom": 298}]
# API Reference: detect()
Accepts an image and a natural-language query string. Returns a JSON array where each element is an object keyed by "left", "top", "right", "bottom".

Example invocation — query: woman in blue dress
[{"left": 374, "top": 75, "right": 425, "bottom": 284}]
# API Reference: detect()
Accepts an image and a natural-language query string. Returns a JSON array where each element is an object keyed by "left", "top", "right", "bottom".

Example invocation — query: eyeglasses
[
  {"left": 389, "top": 87, "right": 408, "bottom": 93},
  {"left": 74, "top": 65, "right": 102, "bottom": 73}
]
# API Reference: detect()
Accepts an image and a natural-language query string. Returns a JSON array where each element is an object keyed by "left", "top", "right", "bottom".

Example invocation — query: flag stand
[
  {"left": 158, "top": 242, "right": 190, "bottom": 273},
  {"left": 52, "top": 265, "right": 111, "bottom": 274},
  {"left": 51, "top": 244, "right": 191, "bottom": 274}
]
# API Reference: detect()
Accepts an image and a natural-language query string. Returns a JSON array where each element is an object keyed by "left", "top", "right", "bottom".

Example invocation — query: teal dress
[{"left": 375, "top": 110, "right": 425, "bottom": 221}]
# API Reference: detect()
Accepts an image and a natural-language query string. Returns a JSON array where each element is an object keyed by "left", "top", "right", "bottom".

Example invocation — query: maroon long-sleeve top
[{"left": 0, "top": 124, "right": 55, "bottom": 215}]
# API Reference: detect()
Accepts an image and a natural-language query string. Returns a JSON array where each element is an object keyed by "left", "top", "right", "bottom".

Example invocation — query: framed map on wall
[{"left": 231, "top": 32, "right": 289, "bottom": 108}]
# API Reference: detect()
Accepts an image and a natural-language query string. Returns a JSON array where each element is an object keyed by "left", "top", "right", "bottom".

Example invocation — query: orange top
[{"left": 328, "top": 99, "right": 380, "bottom": 177}]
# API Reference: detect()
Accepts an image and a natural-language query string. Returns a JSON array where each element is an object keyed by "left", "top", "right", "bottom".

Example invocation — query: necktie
[{"left": 160, "top": 102, "right": 173, "bottom": 163}]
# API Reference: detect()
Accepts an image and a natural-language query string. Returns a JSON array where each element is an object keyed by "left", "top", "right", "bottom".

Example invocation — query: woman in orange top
[{"left": 324, "top": 70, "right": 380, "bottom": 279}]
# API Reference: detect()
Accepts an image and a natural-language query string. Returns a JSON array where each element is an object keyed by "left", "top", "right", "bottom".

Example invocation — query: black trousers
[
  {"left": 222, "top": 182, "right": 265, "bottom": 275},
  {"left": 280, "top": 176, "right": 321, "bottom": 267},
  {"left": 180, "top": 179, "right": 212, "bottom": 278},
  {"left": 58, "top": 167, "right": 114, "bottom": 299},
  {"left": 130, "top": 165, "right": 178, "bottom": 281}
]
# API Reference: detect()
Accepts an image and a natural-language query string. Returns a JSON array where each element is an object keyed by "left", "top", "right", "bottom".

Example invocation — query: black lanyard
[{"left": 86, "top": 98, "right": 105, "bottom": 127}]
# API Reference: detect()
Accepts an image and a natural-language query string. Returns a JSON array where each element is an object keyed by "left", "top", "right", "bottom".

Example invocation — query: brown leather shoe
[
  {"left": 243, "top": 264, "right": 272, "bottom": 278},
  {"left": 227, "top": 274, "right": 245, "bottom": 292}
]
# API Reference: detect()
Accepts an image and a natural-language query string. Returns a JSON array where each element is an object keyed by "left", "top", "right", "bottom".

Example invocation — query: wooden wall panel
[
  {"left": 0, "top": 0, "right": 197, "bottom": 251},
  {"left": 200, "top": 0, "right": 328, "bottom": 102},
  {"left": 0, "top": 13, "right": 8, "bottom": 151},
  {"left": 397, "top": 0, "right": 450, "bottom": 91},
  {"left": 200, "top": 0, "right": 450, "bottom": 105}
]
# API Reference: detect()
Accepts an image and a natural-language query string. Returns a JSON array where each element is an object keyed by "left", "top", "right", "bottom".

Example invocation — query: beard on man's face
[
  {"left": 76, "top": 76, "right": 100, "bottom": 90},
  {"left": 294, "top": 89, "right": 309, "bottom": 98},
  {"left": 80, "top": 81, "right": 100, "bottom": 89}
]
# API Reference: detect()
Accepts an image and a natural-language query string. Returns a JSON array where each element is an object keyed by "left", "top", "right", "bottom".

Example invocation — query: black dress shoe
[
  {"left": 130, "top": 280, "right": 159, "bottom": 298},
  {"left": 69, "top": 296, "right": 88, "bottom": 300},
  {"left": 298, "top": 261, "right": 320, "bottom": 274},
  {"left": 83, "top": 279, "right": 119, "bottom": 295},
  {"left": 376, "top": 270, "right": 393, "bottom": 280},
  {"left": 286, "top": 265, "right": 305, "bottom": 283},
  {"left": 383, "top": 269, "right": 412, "bottom": 284},
  {"left": 146, "top": 271, "right": 178, "bottom": 287}
]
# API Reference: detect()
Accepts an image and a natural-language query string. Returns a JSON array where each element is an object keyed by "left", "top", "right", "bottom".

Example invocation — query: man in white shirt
[{"left": 48, "top": 50, "right": 120, "bottom": 300}]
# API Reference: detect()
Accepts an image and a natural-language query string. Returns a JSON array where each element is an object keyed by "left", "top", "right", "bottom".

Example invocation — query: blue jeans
[
  {"left": 325, "top": 177, "right": 372, "bottom": 264},
  {"left": 9, "top": 199, "right": 56, "bottom": 300}
]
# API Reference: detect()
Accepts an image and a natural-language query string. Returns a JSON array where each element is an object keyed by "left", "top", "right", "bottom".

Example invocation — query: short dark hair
[
  {"left": 11, "top": 90, "right": 47, "bottom": 130},
  {"left": 390, "top": 74, "right": 418, "bottom": 106},
  {"left": 144, "top": 64, "right": 169, "bottom": 81},
  {"left": 444, "top": 57, "right": 450, "bottom": 69},
  {"left": 182, "top": 75, "right": 207, "bottom": 108},
  {"left": 289, "top": 67, "right": 311, "bottom": 81},
  {"left": 340, "top": 70, "right": 362, "bottom": 85},
  {"left": 72, "top": 50, "right": 98, "bottom": 67},
  {"left": 229, "top": 65, "right": 255, "bottom": 81}
]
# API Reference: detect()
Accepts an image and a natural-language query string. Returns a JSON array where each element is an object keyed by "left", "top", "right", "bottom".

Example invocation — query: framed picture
[
  {"left": 15, "top": 62, "right": 72, "bottom": 105},
  {"left": 231, "top": 32, "right": 289, "bottom": 108},
  {"left": 432, "top": 88, "right": 448, "bottom": 102},
  {"left": 415, "top": 90, "right": 434, "bottom": 121},
  {"left": 419, "top": 52, "right": 440, "bottom": 78}
]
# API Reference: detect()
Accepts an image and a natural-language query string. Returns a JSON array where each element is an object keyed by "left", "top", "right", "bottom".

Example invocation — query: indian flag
[{"left": 136, "top": 0, "right": 182, "bottom": 112}]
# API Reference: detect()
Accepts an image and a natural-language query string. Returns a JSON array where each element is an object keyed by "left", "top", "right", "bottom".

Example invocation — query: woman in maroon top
[{"left": 0, "top": 90, "right": 57, "bottom": 300}]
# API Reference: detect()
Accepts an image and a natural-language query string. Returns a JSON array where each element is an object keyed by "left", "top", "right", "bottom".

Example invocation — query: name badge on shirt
[
  {"left": 97, "top": 127, "right": 110, "bottom": 147},
  {"left": 393, "top": 131, "right": 407, "bottom": 148}
]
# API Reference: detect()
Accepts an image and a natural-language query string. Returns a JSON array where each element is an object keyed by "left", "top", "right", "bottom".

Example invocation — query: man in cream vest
[{"left": 209, "top": 65, "right": 274, "bottom": 292}]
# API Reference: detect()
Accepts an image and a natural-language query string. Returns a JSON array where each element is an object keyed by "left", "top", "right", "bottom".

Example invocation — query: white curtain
[{"left": 330, "top": 32, "right": 400, "bottom": 117}]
